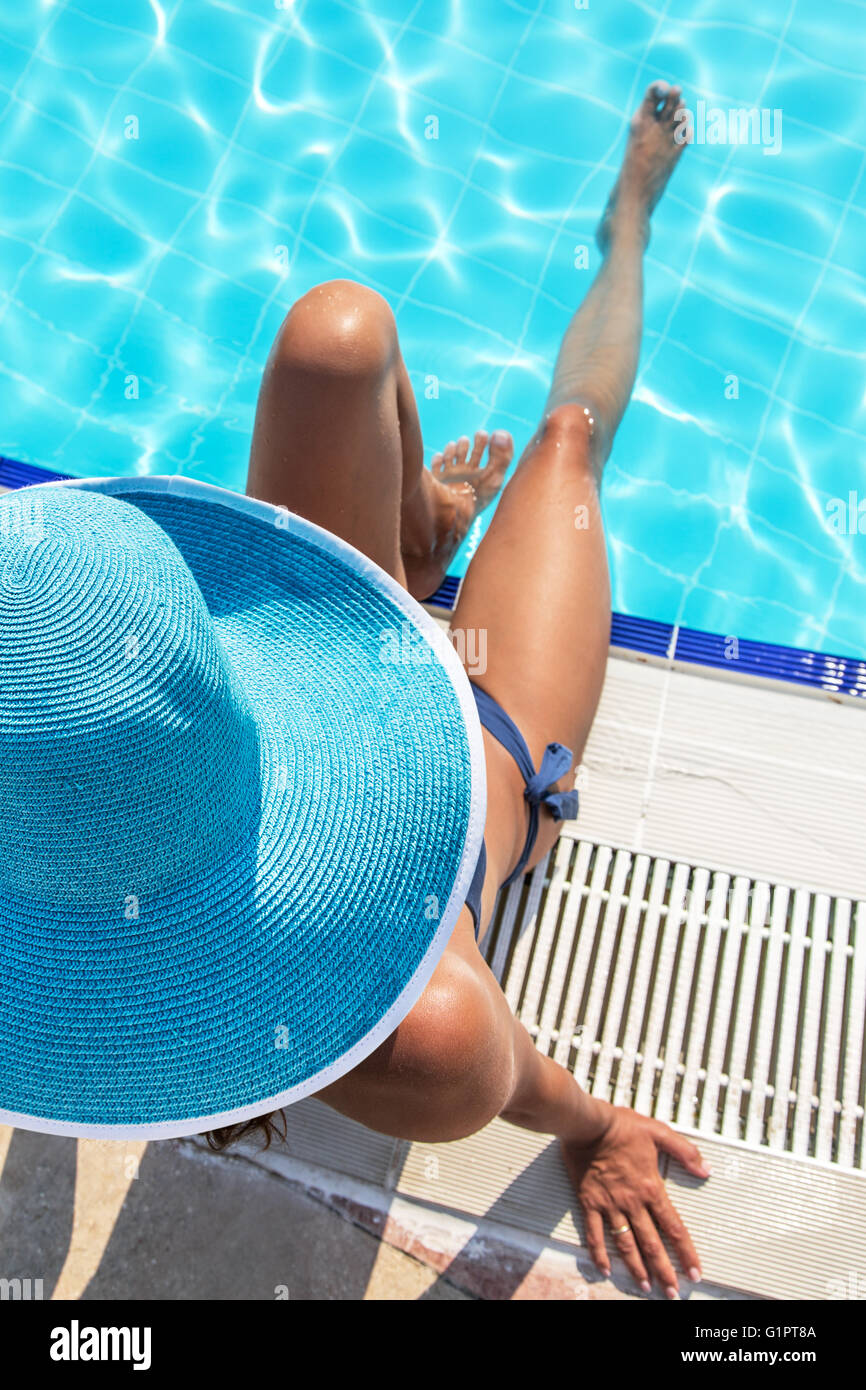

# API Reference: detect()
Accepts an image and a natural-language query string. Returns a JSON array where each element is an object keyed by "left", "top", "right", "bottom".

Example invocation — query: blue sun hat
[{"left": 0, "top": 477, "right": 486, "bottom": 1139}]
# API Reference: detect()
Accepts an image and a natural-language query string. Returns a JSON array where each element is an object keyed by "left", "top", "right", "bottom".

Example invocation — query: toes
[
  {"left": 642, "top": 80, "right": 669, "bottom": 117},
  {"left": 468, "top": 430, "right": 488, "bottom": 467},
  {"left": 454, "top": 435, "right": 471, "bottom": 468},
  {"left": 486, "top": 428, "right": 513, "bottom": 474},
  {"left": 640, "top": 80, "right": 683, "bottom": 124},
  {"left": 431, "top": 450, "right": 444, "bottom": 475}
]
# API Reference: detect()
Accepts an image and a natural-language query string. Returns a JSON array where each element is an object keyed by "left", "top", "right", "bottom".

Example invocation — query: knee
[
  {"left": 531, "top": 402, "right": 601, "bottom": 483},
  {"left": 271, "top": 279, "right": 396, "bottom": 380},
  {"left": 539, "top": 402, "right": 597, "bottom": 450}
]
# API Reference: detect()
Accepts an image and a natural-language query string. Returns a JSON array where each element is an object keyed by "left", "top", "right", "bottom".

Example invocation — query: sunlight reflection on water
[{"left": 0, "top": 0, "right": 863, "bottom": 654}]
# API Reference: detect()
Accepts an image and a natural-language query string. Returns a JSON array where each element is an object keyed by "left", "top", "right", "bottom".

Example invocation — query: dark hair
[{"left": 203, "top": 1109, "right": 287, "bottom": 1152}]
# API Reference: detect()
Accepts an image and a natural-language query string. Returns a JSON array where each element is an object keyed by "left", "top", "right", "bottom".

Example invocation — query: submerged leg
[
  {"left": 451, "top": 80, "right": 687, "bottom": 887},
  {"left": 248, "top": 85, "right": 707, "bottom": 1299}
]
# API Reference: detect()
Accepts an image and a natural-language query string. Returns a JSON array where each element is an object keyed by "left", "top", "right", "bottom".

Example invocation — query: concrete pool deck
[{"left": 1, "top": 641, "right": 863, "bottom": 1301}]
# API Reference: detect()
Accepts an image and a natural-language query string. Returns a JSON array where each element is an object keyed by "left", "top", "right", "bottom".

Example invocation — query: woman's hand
[{"left": 560, "top": 1104, "right": 711, "bottom": 1298}]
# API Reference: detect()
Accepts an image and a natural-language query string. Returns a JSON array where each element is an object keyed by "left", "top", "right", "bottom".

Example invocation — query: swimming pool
[{"left": 1, "top": 0, "right": 864, "bottom": 658}]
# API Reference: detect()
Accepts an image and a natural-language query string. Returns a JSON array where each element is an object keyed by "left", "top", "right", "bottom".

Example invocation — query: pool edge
[{"left": 4, "top": 453, "right": 864, "bottom": 701}]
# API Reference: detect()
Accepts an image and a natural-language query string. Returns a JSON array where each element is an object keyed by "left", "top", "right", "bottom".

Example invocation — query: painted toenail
[{"left": 491, "top": 430, "right": 509, "bottom": 445}]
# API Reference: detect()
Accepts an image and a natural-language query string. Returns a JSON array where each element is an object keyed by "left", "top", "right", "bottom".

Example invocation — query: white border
[{"left": 0, "top": 476, "right": 487, "bottom": 1140}]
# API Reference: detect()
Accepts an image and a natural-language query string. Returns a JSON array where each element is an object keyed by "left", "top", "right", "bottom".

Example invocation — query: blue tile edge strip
[
  {"left": 425, "top": 587, "right": 866, "bottom": 701},
  {"left": 1, "top": 455, "right": 72, "bottom": 488},
  {"left": 4, "top": 455, "right": 864, "bottom": 699},
  {"left": 675, "top": 628, "right": 866, "bottom": 698}
]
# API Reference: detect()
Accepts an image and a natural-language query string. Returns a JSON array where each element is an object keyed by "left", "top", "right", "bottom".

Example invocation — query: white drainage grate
[{"left": 484, "top": 836, "right": 866, "bottom": 1170}]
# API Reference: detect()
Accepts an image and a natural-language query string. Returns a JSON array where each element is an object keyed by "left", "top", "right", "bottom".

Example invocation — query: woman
[{"left": 229, "top": 81, "right": 710, "bottom": 1298}]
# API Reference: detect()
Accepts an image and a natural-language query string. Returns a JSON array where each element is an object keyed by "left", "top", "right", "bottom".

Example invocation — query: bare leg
[
  {"left": 245, "top": 86, "right": 708, "bottom": 1298},
  {"left": 246, "top": 279, "right": 511, "bottom": 598},
  {"left": 549, "top": 80, "right": 688, "bottom": 467},
  {"left": 451, "top": 80, "right": 686, "bottom": 886}
]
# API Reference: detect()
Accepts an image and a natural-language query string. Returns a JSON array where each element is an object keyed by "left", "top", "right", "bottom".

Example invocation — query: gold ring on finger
[{"left": 612, "top": 1223, "right": 631, "bottom": 1236}]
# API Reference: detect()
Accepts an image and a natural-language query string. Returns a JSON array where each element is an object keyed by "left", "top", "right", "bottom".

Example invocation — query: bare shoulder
[{"left": 315, "top": 912, "right": 515, "bottom": 1142}]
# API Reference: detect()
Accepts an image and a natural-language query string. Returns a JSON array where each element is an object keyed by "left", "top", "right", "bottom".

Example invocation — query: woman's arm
[
  {"left": 443, "top": 928, "right": 713, "bottom": 1297},
  {"left": 320, "top": 912, "right": 710, "bottom": 1296},
  {"left": 499, "top": 1003, "right": 710, "bottom": 1297}
]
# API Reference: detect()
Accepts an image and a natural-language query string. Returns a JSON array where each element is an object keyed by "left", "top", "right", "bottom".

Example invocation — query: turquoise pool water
[{"left": 1, "top": 1, "right": 864, "bottom": 656}]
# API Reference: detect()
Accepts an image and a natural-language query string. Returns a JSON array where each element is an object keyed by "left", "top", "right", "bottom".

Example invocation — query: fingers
[
  {"left": 651, "top": 1190, "right": 702, "bottom": 1286},
  {"left": 583, "top": 1191, "right": 702, "bottom": 1297},
  {"left": 653, "top": 1122, "right": 712, "bottom": 1178},
  {"left": 607, "top": 1211, "right": 651, "bottom": 1293},
  {"left": 604, "top": 1196, "right": 703, "bottom": 1298},
  {"left": 582, "top": 1206, "right": 610, "bottom": 1278},
  {"left": 628, "top": 1210, "right": 681, "bottom": 1299},
  {"left": 582, "top": 1202, "right": 652, "bottom": 1290}
]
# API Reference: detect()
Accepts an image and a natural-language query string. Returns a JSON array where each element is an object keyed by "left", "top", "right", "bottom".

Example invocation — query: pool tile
[{"left": 0, "top": 0, "right": 862, "bottom": 657}]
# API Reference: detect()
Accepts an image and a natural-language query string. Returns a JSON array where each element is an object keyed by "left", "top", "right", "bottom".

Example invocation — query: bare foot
[
  {"left": 597, "top": 80, "right": 688, "bottom": 254},
  {"left": 402, "top": 429, "right": 512, "bottom": 601},
  {"left": 432, "top": 429, "right": 512, "bottom": 511}
]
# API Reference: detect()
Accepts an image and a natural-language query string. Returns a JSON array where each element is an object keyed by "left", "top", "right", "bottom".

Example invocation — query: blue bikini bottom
[{"left": 463, "top": 683, "right": 578, "bottom": 939}]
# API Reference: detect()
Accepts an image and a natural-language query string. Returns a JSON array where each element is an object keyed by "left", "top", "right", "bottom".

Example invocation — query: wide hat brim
[{"left": 0, "top": 477, "right": 485, "bottom": 1140}]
